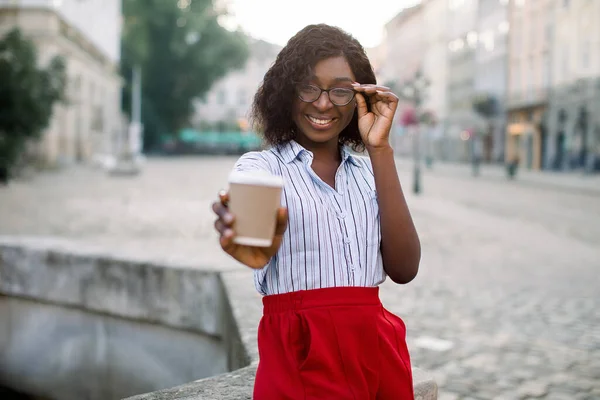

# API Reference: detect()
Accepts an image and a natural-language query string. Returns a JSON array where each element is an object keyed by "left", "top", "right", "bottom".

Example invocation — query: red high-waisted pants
[{"left": 253, "top": 286, "right": 414, "bottom": 399}]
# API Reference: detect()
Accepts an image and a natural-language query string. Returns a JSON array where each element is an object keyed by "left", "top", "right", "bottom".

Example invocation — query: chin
[{"left": 301, "top": 129, "right": 340, "bottom": 145}]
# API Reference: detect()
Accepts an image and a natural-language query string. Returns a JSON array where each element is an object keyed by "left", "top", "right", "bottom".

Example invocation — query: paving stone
[
  {"left": 516, "top": 381, "right": 549, "bottom": 398},
  {"left": 437, "top": 392, "right": 459, "bottom": 400}
]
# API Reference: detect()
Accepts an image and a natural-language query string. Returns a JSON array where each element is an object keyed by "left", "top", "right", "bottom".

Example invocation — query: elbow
[
  {"left": 382, "top": 236, "right": 421, "bottom": 284},
  {"left": 388, "top": 262, "right": 419, "bottom": 284},
  {"left": 386, "top": 246, "right": 421, "bottom": 284}
]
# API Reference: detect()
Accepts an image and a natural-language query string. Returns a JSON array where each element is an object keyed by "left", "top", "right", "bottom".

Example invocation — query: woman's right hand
[{"left": 212, "top": 190, "right": 288, "bottom": 269}]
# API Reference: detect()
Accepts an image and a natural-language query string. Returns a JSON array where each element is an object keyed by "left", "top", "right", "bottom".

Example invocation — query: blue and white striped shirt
[{"left": 233, "top": 140, "right": 386, "bottom": 295}]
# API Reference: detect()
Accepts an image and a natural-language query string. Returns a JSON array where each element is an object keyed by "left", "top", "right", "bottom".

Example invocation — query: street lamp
[{"left": 398, "top": 69, "right": 430, "bottom": 194}]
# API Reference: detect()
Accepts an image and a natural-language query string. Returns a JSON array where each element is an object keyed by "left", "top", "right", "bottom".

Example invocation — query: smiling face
[{"left": 292, "top": 56, "right": 357, "bottom": 148}]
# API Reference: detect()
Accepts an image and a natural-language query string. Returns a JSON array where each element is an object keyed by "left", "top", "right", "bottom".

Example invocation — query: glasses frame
[{"left": 296, "top": 84, "right": 356, "bottom": 107}]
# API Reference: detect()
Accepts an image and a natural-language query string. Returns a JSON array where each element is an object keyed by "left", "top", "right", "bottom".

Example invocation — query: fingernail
[
  {"left": 224, "top": 229, "right": 233, "bottom": 237},
  {"left": 218, "top": 189, "right": 227, "bottom": 197}
]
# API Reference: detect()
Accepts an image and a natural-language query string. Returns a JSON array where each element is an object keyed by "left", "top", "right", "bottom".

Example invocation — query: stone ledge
[
  {"left": 0, "top": 237, "right": 224, "bottom": 337},
  {"left": 125, "top": 365, "right": 438, "bottom": 400}
]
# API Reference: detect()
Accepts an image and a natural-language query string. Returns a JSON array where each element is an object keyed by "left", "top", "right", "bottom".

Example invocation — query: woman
[{"left": 212, "top": 24, "right": 421, "bottom": 399}]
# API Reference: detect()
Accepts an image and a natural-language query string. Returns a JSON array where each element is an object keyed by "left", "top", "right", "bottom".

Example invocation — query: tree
[
  {"left": 121, "top": 0, "right": 250, "bottom": 151},
  {"left": 0, "top": 28, "right": 66, "bottom": 183},
  {"left": 472, "top": 92, "right": 499, "bottom": 163}
]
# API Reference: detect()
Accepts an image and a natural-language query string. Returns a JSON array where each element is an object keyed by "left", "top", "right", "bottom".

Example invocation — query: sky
[{"left": 223, "top": 0, "right": 421, "bottom": 49}]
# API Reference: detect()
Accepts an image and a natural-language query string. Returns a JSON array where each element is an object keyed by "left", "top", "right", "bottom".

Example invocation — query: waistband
[{"left": 262, "top": 286, "right": 381, "bottom": 314}]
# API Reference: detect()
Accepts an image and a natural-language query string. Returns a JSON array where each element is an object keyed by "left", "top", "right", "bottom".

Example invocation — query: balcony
[{"left": 506, "top": 87, "right": 549, "bottom": 110}]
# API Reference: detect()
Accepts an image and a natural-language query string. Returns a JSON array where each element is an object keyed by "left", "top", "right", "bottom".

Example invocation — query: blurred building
[
  {"left": 193, "top": 38, "right": 281, "bottom": 131},
  {"left": 421, "top": 0, "right": 449, "bottom": 161},
  {"left": 445, "top": 0, "right": 480, "bottom": 162},
  {"left": 474, "top": 0, "right": 509, "bottom": 163},
  {"left": 0, "top": 0, "right": 123, "bottom": 167},
  {"left": 505, "top": 0, "right": 553, "bottom": 171},
  {"left": 545, "top": 0, "right": 600, "bottom": 172},
  {"left": 377, "top": 3, "right": 426, "bottom": 155}
]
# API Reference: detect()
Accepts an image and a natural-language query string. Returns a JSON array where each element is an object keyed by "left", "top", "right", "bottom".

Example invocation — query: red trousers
[{"left": 253, "top": 287, "right": 414, "bottom": 399}]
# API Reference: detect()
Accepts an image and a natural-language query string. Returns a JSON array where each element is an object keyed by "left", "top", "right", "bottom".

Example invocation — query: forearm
[{"left": 368, "top": 146, "right": 421, "bottom": 283}]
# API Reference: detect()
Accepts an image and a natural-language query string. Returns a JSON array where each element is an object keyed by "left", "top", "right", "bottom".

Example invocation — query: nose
[{"left": 313, "top": 90, "right": 334, "bottom": 111}]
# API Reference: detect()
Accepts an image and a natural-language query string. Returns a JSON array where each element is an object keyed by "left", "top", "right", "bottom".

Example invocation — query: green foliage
[
  {"left": 0, "top": 28, "right": 66, "bottom": 178},
  {"left": 121, "top": 0, "right": 250, "bottom": 151}
]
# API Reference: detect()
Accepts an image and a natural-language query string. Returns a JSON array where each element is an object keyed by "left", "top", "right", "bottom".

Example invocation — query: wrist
[{"left": 366, "top": 144, "right": 394, "bottom": 158}]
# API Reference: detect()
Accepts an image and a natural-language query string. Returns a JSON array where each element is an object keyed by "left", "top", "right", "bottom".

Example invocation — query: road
[{"left": 1, "top": 156, "right": 599, "bottom": 399}]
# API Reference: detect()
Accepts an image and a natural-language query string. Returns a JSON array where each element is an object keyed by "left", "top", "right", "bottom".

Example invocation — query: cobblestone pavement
[{"left": 1, "top": 156, "right": 599, "bottom": 400}]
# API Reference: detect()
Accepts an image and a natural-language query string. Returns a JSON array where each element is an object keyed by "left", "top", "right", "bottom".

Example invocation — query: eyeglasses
[{"left": 297, "top": 84, "right": 355, "bottom": 106}]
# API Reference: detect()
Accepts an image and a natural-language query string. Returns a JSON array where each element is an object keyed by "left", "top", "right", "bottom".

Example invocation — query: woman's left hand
[{"left": 352, "top": 83, "right": 399, "bottom": 151}]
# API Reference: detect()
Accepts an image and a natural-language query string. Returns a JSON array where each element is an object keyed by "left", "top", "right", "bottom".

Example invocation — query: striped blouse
[{"left": 233, "top": 140, "right": 386, "bottom": 295}]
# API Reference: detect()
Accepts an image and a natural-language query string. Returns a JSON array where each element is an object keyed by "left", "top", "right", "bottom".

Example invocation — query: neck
[{"left": 295, "top": 137, "right": 342, "bottom": 165}]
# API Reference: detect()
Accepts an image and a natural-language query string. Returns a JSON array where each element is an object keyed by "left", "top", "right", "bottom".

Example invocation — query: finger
[
  {"left": 372, "top": 92, "right": 399, "bottom": 116},
  {"left": 214, "top": 218, "right": 227, "bottom": 235},
  {"left": 374, "top": 91, "right": 400, "bottom": 103},
  {"left": 220, "top": 228, "right": 236, "bottom": 253},
  {"left": 355, "top": 92, "right": 369, "bottom": 119},
  {"left": 212, "top": 201, "right": 235, "bottom": 225},
  {"left": 218, "top": 190, "right": 229, "bottom": 205},
  {"left": 274, "top": 207, "right": 288, "bottom": 236},
  {"left": 352, "top": 83, "right": 390, "bottom": 91}
]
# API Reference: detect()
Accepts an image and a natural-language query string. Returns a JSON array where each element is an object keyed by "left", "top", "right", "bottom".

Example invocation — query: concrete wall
[
  {"left": 0, "top": 238, "right": 237, "bottom": 399},
  {"left": 0, "top": 296, "right": 226, "bottom": 400}
]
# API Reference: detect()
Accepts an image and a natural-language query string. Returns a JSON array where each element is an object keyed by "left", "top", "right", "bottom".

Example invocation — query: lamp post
[{"left": 399, "top": 69, "right": 430, "bottom": 195}]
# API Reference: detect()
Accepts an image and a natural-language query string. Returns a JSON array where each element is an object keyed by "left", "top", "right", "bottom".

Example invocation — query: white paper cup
[{"left": 228, "top": 170, "right": 284, "bottom": 247}]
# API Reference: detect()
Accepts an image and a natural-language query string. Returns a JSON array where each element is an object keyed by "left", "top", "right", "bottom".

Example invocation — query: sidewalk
[{"left": 395, "top": 157, "right": 600, "bottom": 196}]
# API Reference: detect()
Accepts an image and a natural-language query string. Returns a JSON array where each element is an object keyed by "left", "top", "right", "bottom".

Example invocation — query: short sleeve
[{"left": 233, "top": 151, "right": 273, "bottom": 174}]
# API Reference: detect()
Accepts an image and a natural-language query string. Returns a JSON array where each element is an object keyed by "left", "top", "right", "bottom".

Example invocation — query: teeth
[{"left": 308, "top": 116, "right": 332, "bottom": 125}]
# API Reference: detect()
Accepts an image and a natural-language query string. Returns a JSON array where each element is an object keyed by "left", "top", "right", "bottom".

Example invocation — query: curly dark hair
[{"left": 251, "top": 24, "right": 376, "bottom": 151}]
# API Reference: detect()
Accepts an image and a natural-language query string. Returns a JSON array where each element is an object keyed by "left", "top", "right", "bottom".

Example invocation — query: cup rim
[{"left": 228, "top": 170, "right": 283, "bottom": 187}]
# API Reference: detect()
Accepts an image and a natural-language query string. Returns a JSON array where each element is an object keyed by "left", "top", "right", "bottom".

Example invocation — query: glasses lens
[
  {"left": 298, "top": 85, "right": 321, "bottom": 102},
  {"left": 329, "top": 88, "right": 355, "bottom": 106}
]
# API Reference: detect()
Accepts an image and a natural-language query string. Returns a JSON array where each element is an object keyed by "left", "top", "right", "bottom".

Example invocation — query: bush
[{"left": 0, "top": 28, "right": 66, "bottom": 182}]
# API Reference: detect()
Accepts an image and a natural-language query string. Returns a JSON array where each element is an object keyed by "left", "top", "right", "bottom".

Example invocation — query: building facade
[
  {"left": 193, "top": 38, "right": 281, "bottom": 131},
  {"left": 421, "top": 0, "right": 449, "bottom": 161},
  {"left": 0, "top": 0, "right": 123, "bottom": 167},
  {"left": 474, "top": 0, "right": 509, "bottom": 163},
  {"left": 377, "top": 3, "right": 426, "bottom": 155},
  {"left": 545, "top": 0, "right": 600, "bottom": 172},
  {"left": 505, "top": 0, "right": 553, "bottom": 170},
  {"left": 445, "top": 0, "right": 481, "bottom": 162}
]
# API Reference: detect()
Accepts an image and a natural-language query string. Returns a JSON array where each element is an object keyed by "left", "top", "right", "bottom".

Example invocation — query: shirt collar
[{"left": 276, "top": 140, "right": 361, "bottom": 167}]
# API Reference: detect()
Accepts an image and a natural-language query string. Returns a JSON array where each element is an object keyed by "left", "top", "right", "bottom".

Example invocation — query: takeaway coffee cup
[{"left": 228, "top": 170, "right": 284, "bottom": 247}]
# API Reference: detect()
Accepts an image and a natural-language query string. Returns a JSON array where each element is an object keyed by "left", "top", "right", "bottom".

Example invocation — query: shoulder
[
  {"left": 350, "top": 154, "right": 375, "bottom": 176},
  {"left": 233, "top": 149, "right": 279, "bottom": 173}
]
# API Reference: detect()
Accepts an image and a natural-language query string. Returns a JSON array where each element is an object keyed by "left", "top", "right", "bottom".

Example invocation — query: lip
[{"left": 305, "top": 114, "right": 336, "bottom": 131}]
